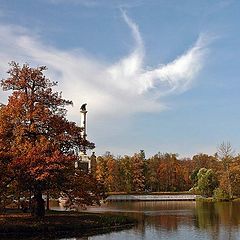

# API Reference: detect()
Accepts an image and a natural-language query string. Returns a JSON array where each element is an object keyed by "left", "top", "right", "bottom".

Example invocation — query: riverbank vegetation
[{"left": 95, "top": 145, "right": 240, "bottom": 200}]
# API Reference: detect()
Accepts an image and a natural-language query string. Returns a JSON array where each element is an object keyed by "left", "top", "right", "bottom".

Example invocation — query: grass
[
  {"left": 232, "top": 198, "right": 240, "bottom": 202},
  {"left": 0, "top": 209, "right": 137, "bottom": 239},
  {"left": 196, "top": 197, "right": 240, "bottom": 202},
  {"left": 196, "top": 197, "right": 215, "bottom": 202}
]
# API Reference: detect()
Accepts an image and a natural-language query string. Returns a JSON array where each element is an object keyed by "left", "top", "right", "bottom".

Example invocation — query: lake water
[{"left": 59, "top": 201, "right": 240, "bottom": 240}]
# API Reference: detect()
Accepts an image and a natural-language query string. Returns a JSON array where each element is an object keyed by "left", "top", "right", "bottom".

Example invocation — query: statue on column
[{"left": 80, "top": 103, "right": 87, "bottom": 111}]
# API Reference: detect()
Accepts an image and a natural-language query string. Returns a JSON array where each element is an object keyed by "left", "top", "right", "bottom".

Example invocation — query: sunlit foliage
[{"left": 0, "top": 62, "right": 101, "bottom": 217}]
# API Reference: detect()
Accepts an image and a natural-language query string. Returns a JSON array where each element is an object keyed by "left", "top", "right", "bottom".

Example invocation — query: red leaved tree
[{"left": 0, "top": 62, "right": 101, "bottom": 217}]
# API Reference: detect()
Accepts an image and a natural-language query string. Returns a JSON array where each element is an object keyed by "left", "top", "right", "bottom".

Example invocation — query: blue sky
[{"left": 0, "top": 0, "right": 240, "bottom": 158}]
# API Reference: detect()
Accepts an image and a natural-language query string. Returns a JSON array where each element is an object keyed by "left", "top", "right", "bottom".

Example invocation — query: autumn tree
[
  {"left": 106, "top": 155, "right": 120, "bottom": 192},
  {"left": 229, "top": 158, "right": 240, "bottom": 196},
  {"left": 57, "top": 168, "right": 104, "bottom": 208},
  {"left": 217, "top": 155, "right": 240, "bottom": 198},
  {"left": 96, "top": 155, "right": 108, "bottom": 191},
  {"left": 118, "top": 155, "right": 133, "bottom": 192},
  {"left": 156, "top": 153, "right": 182, "bottom": 191},
  {"left": 0, "top": 62, "right": 99, "bottom": 217},
  {"left": 176, "top": 159, "right": 193, "bottom": 191},
  {"left": 131, "top": 153, "right": 145, "bottom": 192},
  {"left": 217, "top": 142, "right": 234, "bottom": 198},
  {"left": 145, "top": 153, "right": 193, "bottom": 192},
  {"left": 0, "top": 145, "right": 17, "bottom": 210},
  {"left": 96, "top": 152, "right": 120, "bottom": 192},
  {"left": 145, "top": 153, "right": 161, "bottom": 191},
  {"left": 192, "top": 153, "right": 219, "bottom": 171}
]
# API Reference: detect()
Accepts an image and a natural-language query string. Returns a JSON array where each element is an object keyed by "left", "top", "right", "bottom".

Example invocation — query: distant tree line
[{"left": 96, "top": 145, "right": 240, "bottom": 199}]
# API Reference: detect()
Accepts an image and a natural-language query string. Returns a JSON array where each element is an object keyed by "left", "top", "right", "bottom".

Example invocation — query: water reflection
[
  {"left": 5, "top": 200, "right": 239, "bottom": 240},
  {"left": 59, "top": 201, "right": 240, "bottom": 240}
]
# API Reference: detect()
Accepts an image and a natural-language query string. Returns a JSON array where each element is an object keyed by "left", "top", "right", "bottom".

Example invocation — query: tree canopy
[
  {"left": 95, "top": 150, "right": 240, "bottom": 199},
  {"left": 0, "top": 62, "right": 102, "bottom": 217}
]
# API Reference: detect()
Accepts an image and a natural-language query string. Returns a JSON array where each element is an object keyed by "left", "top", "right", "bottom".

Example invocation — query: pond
[{"left": 59, "top": 201, "right": 240, "bottom": 240}]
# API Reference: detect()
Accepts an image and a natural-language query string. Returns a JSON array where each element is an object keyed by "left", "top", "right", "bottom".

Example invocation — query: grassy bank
[
  {"left": 196, "top": 197, "right": 240, "bottom": 202},
  {"left": 0, "top": 210, "right": 137, "bottom": 239}
]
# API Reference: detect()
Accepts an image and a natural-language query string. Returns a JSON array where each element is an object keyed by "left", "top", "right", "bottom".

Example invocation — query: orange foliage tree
[
  {"left": 131, "top": 153, "right": 145, "bottom": 192},
  {"left": 96, "top": 152, "right": 120, "bottom": 192},
  {"left": 0, "top": 62, "right": 101, "bottom": 217}
]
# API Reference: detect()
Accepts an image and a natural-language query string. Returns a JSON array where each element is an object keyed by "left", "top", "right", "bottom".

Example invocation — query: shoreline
[
  {"left": 106, "top": 192, "right": 240, "bottom": 202},
  {"left": 106, "top": 193, "right": 198, "bottom": 201},
  {"left": 0, "top": 210, "right": 137, "bottom": 238},
  {"left": 196, "top": 197, "right": 240, "bottom": 202}
]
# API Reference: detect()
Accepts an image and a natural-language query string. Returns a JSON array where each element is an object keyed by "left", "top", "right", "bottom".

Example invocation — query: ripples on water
[{"left": 57, "top": 201, "right": 240, "bottom": 240}]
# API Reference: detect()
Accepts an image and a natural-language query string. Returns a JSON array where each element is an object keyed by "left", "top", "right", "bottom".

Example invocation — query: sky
[{"left": 0, "top": 0, "right": 240, "bottom": 158}]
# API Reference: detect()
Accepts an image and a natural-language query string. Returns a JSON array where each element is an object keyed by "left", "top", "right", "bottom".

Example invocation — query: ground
[{"left": 0, "top": 210, "right": 136, "bottom": 239}]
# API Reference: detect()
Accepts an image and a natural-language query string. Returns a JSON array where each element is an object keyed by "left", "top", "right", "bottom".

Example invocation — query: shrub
[{"left": 213, "top": 188, "right": 230, "bottom": 201}]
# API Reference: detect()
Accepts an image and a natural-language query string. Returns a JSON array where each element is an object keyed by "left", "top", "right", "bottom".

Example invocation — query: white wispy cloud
[
  {"left": 48, "top": 0, "right": 144, "bottom": 8},
  {"left": 0, "top": 12, "right": 208, "bottom": 134},
  {"left": 49, "top": 0, "right": 98, "bottom": 7}
]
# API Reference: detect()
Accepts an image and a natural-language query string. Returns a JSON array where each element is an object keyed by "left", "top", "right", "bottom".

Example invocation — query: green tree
[{"left": 197, "top": 168, "right": 218, "bottom": 197}]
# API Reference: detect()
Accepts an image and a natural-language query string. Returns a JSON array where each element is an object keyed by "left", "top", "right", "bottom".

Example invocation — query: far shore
[
  {"left": 106, "top": 192, "right": 240, "bottom": 202},
  {"left": 107, "top": 191, "right": 193, "bottom": 195}
]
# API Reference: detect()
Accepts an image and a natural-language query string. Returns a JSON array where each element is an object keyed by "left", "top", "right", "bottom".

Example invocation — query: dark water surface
[{"left": 59, "top": 201, "right": 240, "bottom": 240}]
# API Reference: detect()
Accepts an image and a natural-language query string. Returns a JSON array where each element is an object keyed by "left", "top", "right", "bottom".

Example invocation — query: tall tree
[
  {"left": 96, "top": 153, "right": 120, "bottom": 192},
  {"left": 146, "top": 154, "right": 161, "bottom": 191},
  {"left": 217, "top": 142, "right": 234, "bottom": 198},
  {"left": 229, "top": 159, "right": 240, "bottom": 196},
  {"left": 131, "top": 153, "right": 145, "bottom": 192},
  {"left": 0, "top": 62, "right": 98, "bottom": 217},
  {"left": 119, "top": 155, "right": 132, "bottom": 192},
  {"left": 196, "top": 168, "right": 218, "bottom": 197}
]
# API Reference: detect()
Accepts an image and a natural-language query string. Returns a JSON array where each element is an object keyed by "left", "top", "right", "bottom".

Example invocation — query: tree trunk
[
  {"left": 17, "top": 192, "right": 21, "bottom": 210},
  {"left": 31, "top": 189, "right": 45, "bottom": 218},
  {"left": 46, "top": 191, "right": 50, "bottom": 211},
  {"left": 226, "top": 165, "right": 233, "bottom": 199}
]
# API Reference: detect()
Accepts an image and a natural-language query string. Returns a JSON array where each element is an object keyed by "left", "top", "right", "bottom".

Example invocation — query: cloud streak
[
  {"left": 49, "top": 0, "right": 145, "bottom": 9},
  {"left": 0, "top": 12, "right": 208, "bottom": 126}
]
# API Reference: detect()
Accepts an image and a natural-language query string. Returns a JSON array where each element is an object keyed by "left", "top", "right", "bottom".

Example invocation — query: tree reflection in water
[{"left": 58, "top": 201, "right": 240, "bottom": 240}]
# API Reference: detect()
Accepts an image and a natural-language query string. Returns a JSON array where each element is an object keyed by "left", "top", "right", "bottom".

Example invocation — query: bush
[
  {"left": 189, "top": 186, "right": 201, "bottom": 195},
  {"left": 213, "top": 188, "right": 230, "bottom": 201}
]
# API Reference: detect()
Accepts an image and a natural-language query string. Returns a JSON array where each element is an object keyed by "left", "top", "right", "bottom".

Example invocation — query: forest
[{"left": 95, "top": 145, "right": 240, "bottom": 199}]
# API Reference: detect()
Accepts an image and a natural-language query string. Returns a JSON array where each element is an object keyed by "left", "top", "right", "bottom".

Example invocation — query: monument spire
[{"left": 80, "top": 103, "right": 87, "bottom": 154}]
